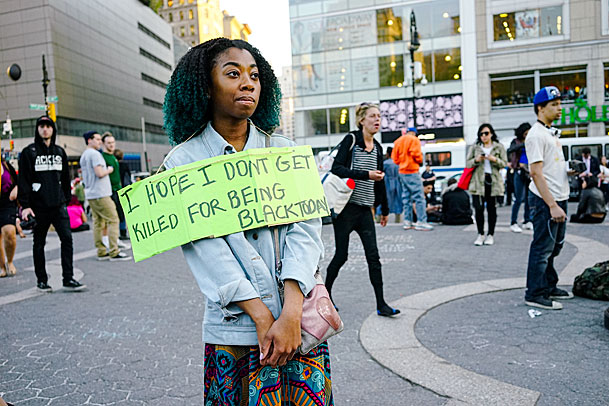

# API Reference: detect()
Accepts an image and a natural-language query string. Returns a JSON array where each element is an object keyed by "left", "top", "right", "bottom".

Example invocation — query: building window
[
  {"left": 138, "top": 22, "right": 171, "bottom": 49},
  {"left": 431, "top": 0, "right": 461, "bottom": 37},
  {"left": 490, "top": 71, "right": 535, "bottom": 107},
  {"left": 433, "top": 48, "right": 461, "bottom": 82},
  {"left": 305, "top": 109, "right": 328, "bottom": 135},
  {"left": 180, "top": 11, "right": 184, "bottom": 20},
  {"left": 141, "top": 73, "right": 168, "bottom": 89},
  {"left": 190, "top": 25, "right": 195, "bottom": 36},
  {"left": 169, "top": 12, "right": 173, "bottom": 22},
  {"left": 540, "top": 66, "right": 586, "bottom": 101},
  {"left": 378, "top": 55, "right": 404, "bottom": 87},
  {"left": 329, "top": 107, "right": 350, "bottom": 134},
  {"left": 188, "top": 0, "right": 194, "bottom": 3},
  {"left": 180, "top": 26, "right": 185, "bottom": 37},
  {"left": 167, "top": 0, "right": 173, "bottom": 6},
  {"left": 189, "top": 9, "right": 193, "bottom": 19},
  {"left": 139, "top": 48, "right": 172, "bottom": 70},
  {"left": 376, "top": 8, "right": 403, "bottom": 43},
  {"left": 605, "top": 63, "right": 609, "bottom": 100},
  {"left": 179, "top": 0, "right": 184, "bottom": 4},
  {"left": 493, "top": 6, "right": 563, "bottom": 42},
  {"left": 192, "top": 41, "right": 196, "bottom": 46},
  {"left": 143, "top": 97, "right": 164, "bottom": 110}
]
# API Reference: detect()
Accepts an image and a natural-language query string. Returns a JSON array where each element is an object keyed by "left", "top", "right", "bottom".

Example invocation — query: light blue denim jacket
[{"left": 164, "top": 123, "right": 323, "bottom": 345}]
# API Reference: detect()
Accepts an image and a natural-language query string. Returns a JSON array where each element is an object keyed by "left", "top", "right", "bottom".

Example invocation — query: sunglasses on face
[{"left": 480, "top": 131, "right": 491, "bottom": 136}]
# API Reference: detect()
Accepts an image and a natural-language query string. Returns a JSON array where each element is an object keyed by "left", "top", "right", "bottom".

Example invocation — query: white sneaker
[
  {"left": 483, "top": 235, "right": 494, "bottom": 245},
  {"left": 403, "top": 221, "right": 413, "bottom": 230},
  {"left": 474, "top": 234, "right": 485, "bottom": 246},
  {"left": 510, "top": 224, "right": 523, "bottom": 233},
  {"left": 523, "top": 222, "right": 533, "bottom": 230},
  {"left": 414, "top": 222, "right": 434, "bottom": 231},
  {"left": 117, "top": 239, "right": 131, "bottom": 249}
]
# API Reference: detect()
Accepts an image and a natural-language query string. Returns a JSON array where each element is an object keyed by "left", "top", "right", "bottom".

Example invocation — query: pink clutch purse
[{"left": 272, "top": 228, "right": 344, "bottom": 355}]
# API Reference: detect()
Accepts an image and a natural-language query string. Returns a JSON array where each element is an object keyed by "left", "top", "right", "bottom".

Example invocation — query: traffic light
[{"left": 48, "top": 102, "right": 56, "bottom": 122}]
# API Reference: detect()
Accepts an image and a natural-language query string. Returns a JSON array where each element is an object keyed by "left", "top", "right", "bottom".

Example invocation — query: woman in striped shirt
[{"left": 325, "top": 103, "right": 401, "bottom": 317}]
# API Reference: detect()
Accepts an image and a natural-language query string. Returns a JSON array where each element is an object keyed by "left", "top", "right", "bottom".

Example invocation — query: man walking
[
  {"left": 18, "top": 116, "right": 85, "bottom": 292},
  {"left": 101, "top": 132, "right": 129, "bottom": 243},
  {"left": 524, "top": 86, "right": 573, "bottom": 310},
  {"left": 79, "top": 131, "right": 130, "bottom": 261},
  {"left": 392, "top": 127, "right": 433, "bottom": 231}
]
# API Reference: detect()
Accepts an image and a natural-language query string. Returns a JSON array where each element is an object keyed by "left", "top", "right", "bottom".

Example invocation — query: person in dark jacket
[
  {"left": 570, "top": 176, "right": 607, "bottom": 223},
  {"left": 441, "top": 178, "right": 474, "bottom": 225},
  {"left": 114, "top": 149, "right": 131, "bottom": 240},
  {"left": 18, "top": 116, "right": 85, "bottom": 292},
  {"left": 0, "top": 157, "right": 19, "bottom": 277},
  {"left": 507, "top": 122, "right": 533, "bottom": 233},
  {"left": 325, "top": 102, "right": 400, "bottom": 317}
]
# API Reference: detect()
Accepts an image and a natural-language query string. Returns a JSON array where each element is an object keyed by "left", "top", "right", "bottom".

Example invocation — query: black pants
[
  {"left": 110, "top": 190, "right": 125, "bottom": 225},
  {"left": 33, "top": 205, "right": 73, "bottom": 284},
  {"left": 325, "top": 203, "right": 386, "bottom": 309},
  {"left": 472, "top": 174, "right": 497, "bottom": 235},
  {"left": 570, "top": 213, "right": 605, "bottom": 223}
]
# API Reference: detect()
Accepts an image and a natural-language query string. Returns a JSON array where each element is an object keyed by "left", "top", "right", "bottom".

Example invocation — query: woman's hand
[
  {"left": 475, "top": 155, "right": 484, "bottom": 163},
  {"left": 9, "top": 186, "right": 17, "bottom": 201},
  {"left": 235, "top": 298, "right": 276, "bottom": 361},
  {"left": 368, "top": 170, "right": 385, "bottom": 181},
  {"left": 380, "top": 215, "right": 388, "bottom": 227},
  {"left": 260, "top": 280, "right": 303, "bottom": 367}
]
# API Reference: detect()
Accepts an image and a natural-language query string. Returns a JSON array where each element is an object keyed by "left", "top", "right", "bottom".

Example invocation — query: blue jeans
[
  {"left": 525, "top": 193, "right": 567, "bottom": 301},
  {"left": 511, "top": 170, "right": 531, "bottom": 224},
  {"left": 398, "top": 173, "right": 427, "bottom": 223}
]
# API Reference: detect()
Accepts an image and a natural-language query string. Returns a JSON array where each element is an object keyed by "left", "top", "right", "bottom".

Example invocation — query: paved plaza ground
[{"left": 0, "top": 204, "right": 607, "bottom": 405}]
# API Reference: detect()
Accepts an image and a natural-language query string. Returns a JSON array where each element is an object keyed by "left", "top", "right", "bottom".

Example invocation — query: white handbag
[{"left": 320, "top": 133, "right": 356, "bottom": 216}]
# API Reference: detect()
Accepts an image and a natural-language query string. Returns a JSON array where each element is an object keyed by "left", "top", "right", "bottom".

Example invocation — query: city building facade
[
  {"left": 476, "top": 0, "right": 609, "bottom": 142},
  {"left": 288, "top": 0, "right": 478, "bottom": 152},
  {"left": 0, "top": 0, "right": 174, "bottom": 169},
  {"left": 158, "top": 0, "right": 249, "bottom": 46},
  {"left": 279, "top": 66, "right": 296, "bottom": 140}
]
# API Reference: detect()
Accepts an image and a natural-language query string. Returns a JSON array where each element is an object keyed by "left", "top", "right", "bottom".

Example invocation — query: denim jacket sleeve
[{"left": 279, "top": 216, "right": 323, "bottom": 297}]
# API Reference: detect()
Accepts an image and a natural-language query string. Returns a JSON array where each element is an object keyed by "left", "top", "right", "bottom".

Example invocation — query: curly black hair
[{"left": 163, "top": 38, "right": 282, "bottom": 146}]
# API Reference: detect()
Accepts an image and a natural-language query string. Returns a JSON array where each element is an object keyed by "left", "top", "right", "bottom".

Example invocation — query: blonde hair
[{"left": 355, "top": 102, "right": 380, "bottom": 129}]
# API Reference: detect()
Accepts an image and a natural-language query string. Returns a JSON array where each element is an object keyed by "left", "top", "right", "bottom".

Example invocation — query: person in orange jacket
[{"left": 391, "top": 127, "right": 433, "bottom": 231}]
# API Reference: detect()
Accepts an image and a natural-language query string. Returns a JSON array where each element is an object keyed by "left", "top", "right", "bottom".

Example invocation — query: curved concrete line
[{"left": 359, "top": 231, "right": 609, "bottom": 405}]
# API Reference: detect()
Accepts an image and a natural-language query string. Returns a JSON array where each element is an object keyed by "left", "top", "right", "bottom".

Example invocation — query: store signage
[{"left": 557, "top": 99, "right": 609, "bottom": 125}]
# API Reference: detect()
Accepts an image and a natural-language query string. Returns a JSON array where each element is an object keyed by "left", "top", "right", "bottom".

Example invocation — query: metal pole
[
  {"left": 411, "top": 48, "right": 416, "bottom": 129},
  {"left": 42, "top": 55, "right": 49, "bottom": 114},
  {"left": 141, "top": 116, "right": 150, "bottom": 173}
]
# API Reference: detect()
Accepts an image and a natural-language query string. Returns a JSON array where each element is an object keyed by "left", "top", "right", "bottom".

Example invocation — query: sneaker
[
  {"left": 63, "top": 279, "right": 86, "bottom": 291},
  {"left": 548, "top": 287, "right": 574, "bottom": 300},
  {"left": 523, "top": 222, "right": 533, "bottom": 230},
  {"left": 110, "top": 252, "right": 132, "bottom": 261},
  {"left": 97, "top": 253, "right": 110, "bottom": 261},
  {"left": 403, "top": 220, "right": 413, "bottom": 230},
  {"left": 119, "top": 235, "right": 130, "bottom": 241},
  {"left": 377, "top": 305, "right": 401, "bottom": 317},
  {"left": 117, "top": 239, "right": 131, "bottom": 249},
  {"left": 483, "top": 235, "right": 494, "bottom": 245},
  {"left": 474, "top": 234, "right": 485, "bottom": 246},
  {"left": 525, "top": 297, "right": 563, "bottom": 310},
  {"left": 510, "top": 224, "right": 523, "bottom": 233},
  {"left": 414, "top": 222, "right": 434, "bottom": 231},
  {"left": 37, "top": 282, "right": 52, "bottom": 293}
]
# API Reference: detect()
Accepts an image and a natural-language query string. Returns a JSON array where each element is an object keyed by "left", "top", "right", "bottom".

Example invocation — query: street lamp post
[
  {"left": 42, "top": 55, "right": 50, "bottom": 114},
  {"left": 409, "top": 11, "right": 420, "bottom": 130}
]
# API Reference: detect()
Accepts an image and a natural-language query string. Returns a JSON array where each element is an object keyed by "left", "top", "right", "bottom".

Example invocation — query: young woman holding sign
[{"left": 162, "top": 38, "right": 333, "bottom": 405}]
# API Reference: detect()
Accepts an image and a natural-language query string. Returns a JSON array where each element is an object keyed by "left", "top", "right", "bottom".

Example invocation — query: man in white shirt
[{"left": 524, "top": 86, "right": 574, "bottom": 310}]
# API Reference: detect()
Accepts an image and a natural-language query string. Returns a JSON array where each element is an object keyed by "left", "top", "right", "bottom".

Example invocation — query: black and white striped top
[{"left": 349, "top": 144, "right": 378, "bottom": 207}]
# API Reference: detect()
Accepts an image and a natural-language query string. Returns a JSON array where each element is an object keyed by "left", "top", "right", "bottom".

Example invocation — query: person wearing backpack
[
  {"left": 325, "top": 102, "right": 400, "bottom": 318},
  {"left": 524, "top": 86, "right": 575, "bottom": 310}
]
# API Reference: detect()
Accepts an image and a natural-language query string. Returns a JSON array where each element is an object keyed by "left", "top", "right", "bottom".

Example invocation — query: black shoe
[
  {"left": 63, "top": 279, "right": 86, "bottom": 291},
  {"left": 37, "top": 282, "right": 52, "bottom": 293},
  {"left": 110, "top": 252, "right": 132, "bottom": 261},
  {"left": 548, "top": 288, "right": 574, "bottom": 300},
  {"left": 377, "top": 305, "right": 401, "bottom": 317},
  {"left": 119, "top": 235, "right": 130, "bottom": 241},
  {"left": 525, "top": 296, "right": 563, "bottom": 310}
]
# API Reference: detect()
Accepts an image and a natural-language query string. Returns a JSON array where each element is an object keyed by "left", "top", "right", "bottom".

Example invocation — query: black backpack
[{"left": 573, "top": 260, "right": 609, "bottom": 301}]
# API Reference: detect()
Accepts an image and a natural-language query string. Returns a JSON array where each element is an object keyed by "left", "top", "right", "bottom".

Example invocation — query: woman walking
[
  {"left": 162, "top": 38, "right": 332, "bottom": 405},
  {"left": 325, "top": 102, "right": 400, "bottom": 317},
  {"left": 466, "top": 124, "right": 508, "bottom": 246},
  {"left": 508, "top": 122, "right": 533, "bottom": 232},
  {"left": 0, "top": 157, "right": 19, "bottom": 277}
]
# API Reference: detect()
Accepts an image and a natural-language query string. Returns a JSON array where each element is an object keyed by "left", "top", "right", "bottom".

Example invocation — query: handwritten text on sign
[{"left": 118, "top": 146, "right": 330, "bottom": 262}]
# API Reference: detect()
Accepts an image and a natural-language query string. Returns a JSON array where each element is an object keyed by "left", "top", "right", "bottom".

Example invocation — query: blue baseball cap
[
  {"left": 533, "top": 86, "right": 561, "bottom": 105},
  {"left": 407, "top": 127, "right": 418, "bottom": 134}
]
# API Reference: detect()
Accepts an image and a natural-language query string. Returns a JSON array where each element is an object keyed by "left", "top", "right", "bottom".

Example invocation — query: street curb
[{"left": 359, "top": 229, "right": 609, "bottom": 405}]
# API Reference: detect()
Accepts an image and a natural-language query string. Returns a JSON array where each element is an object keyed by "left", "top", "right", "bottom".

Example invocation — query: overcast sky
[{"left": 220, "top": 0, "right": 292, "bottom": 76}]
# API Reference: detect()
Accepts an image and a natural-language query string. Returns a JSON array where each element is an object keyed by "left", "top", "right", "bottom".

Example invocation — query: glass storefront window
[
  {"left": 490, "top": 72, "right": 535, "bottom": 106},
  {"left": 604, "top": 63, "right": 609, "bottom": 100},
  {"left": 433, "top": 48, "right": 461, "bottom": 82},
  {"left": 329, "top": 107, "right": 350, "bottom": 134},
  {"left": 493, "top": 13, "right": 516, "bottom": 41},
  {"left": 494, "top": 6, "right": 563, "bottom": 42},
  {"left": 432, "top": 0, "right": 460, "bottom": 37},
  {"left": 376, "top": 8, "right": 403, "bottom": 43},
  {"left": 540, "top": 6, "right": 563, "bottom": 36},
  {"left": 291, "top": 18, "right": 323, "bottom": 55},
  {"left": 305, "top": 109, "right": 328, "bottom": 135},
  {"left": 378, "top": 55, "right": 404, "bottom": 87},
  {"left": 411, "top": 3, "right": 432, "bottom": 40},
  {"left": 540, "top": 67, "right": 587, "bottom": 101}
]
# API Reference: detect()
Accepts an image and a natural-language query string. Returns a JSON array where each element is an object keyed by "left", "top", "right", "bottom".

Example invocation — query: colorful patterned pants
[{"left": 204, "top": 342, "right": 333, "bottom": 406}]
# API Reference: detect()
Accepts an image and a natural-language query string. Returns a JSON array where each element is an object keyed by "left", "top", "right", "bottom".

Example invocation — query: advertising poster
[
  {"left": 515, "top": 10, "right": 539, "bottom": 39},
  {"left": 323, "top": 11, "right": 376, "bottom": 50},
  {"left": 352, "top": 58, "right": 379, "bottom": 90},
  {"left": 326, "top": 61, "right": 351, "bottom": 93},
  {"left": 293, "top": 62, "right": 325, "bottom": 96},
  {"left": 291, "top": 18, "right": 323, "bottom": 55}
]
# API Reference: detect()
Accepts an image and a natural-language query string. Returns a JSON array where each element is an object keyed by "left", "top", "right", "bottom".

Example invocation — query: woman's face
[
  {"left": 523, "top": 129, "right": 529, "bottom": 139},
  {"left": 359, "top": 107, "right": 381, "bottom": 135},
  {"left": 210, "top": 47, "right": 261, "bottom": 122},
  {"left": 479, "top": 127, "right": 492, "bottom": 144},
  {"left": 602, "top": 156, "right": 607, "bottom": 166}
]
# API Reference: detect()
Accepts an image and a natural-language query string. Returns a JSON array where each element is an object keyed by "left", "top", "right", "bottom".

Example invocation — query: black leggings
[
  {"left": 472, "top": 173, "right": 497, "bottom": 235},
  {"left": 325, "top": 203, "right": 387, "bottom": 309}
]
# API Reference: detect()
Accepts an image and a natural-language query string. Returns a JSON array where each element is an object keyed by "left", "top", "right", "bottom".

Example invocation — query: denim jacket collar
[{"left": 200, "top": 120, "right": 263, "bottom": 156}]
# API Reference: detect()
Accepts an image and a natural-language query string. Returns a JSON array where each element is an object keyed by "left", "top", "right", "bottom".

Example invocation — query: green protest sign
[{"left": 118, "top": 146, "right": 330, "bottom": 262}]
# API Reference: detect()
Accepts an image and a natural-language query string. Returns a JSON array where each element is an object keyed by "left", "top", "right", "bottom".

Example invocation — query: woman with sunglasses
[{"left": 466, "top": 124, "right": 508, "bottom": 246}]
